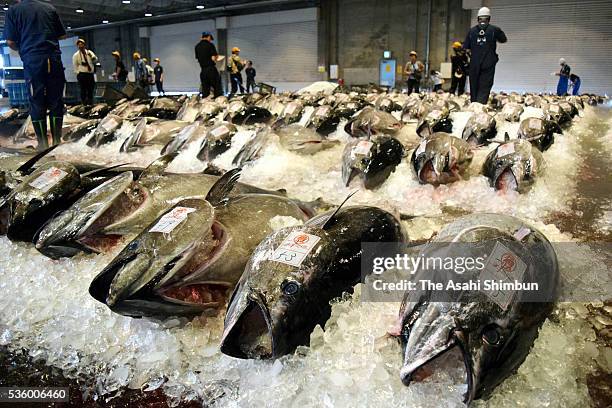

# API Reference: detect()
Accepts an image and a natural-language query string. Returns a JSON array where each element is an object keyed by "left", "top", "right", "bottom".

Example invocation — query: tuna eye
[
  {"left": 281, "top": 280, "right": 300, "bottom": 296},
  {"left": 482, "top": 325, "right": 501, "bottom": 345}
]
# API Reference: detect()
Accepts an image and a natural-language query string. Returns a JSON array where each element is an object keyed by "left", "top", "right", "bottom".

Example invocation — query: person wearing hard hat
[
  {"left": 195, "top": 32, "right": 223, "bottom": 97},
  {"left": 554, "top": 58, "right": 571, "bottom": 96},
  {"left": 463, "top": 7, "right": 507, "bottom": 103},
  {"left": 404, "top": 51, "right": 424, "bottom": 95},
  {"left": 72, "top": 38, "right": 98, "bottom": 106},
  {"left": 112, "top": 51, "right": 128, "bottom": 88},
  {"left": 133, "top": 52, "right": 148, "bottom": 92},
  {"left": 153, "top": 58, "right": 165, "bottom": 96},
  {"left": 4, "top": 0, "right": 68, "bottom": 150},
  {"left": 228, "top": 47, "right": 245, "bottom": 95},
  {"left": 449, "top": 41, "right": 469, "bottom": 95}
]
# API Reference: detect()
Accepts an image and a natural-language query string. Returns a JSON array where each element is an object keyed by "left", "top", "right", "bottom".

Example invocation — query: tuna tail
[
  {"left": 15, "top": 145, "right": 59, "bottom": 175},
  {"left": 206, "top": 168, "right": 241, "bottom": 207},
  {"left": 232, "top": 127, "right": 270, "bottom": 167},
  {"left": 120, "top": 118, "right": 147, "bottom": 153}
]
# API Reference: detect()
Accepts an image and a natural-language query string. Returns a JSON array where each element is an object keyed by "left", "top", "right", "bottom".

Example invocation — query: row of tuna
[
  {"left": 8, "top": 86, "right": 593, "bottom": 196},
  {"left": 0, "top": 138, "right": 560, "bottom": 404}
]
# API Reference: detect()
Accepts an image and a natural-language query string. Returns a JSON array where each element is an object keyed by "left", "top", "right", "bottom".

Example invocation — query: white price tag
[
  {"left": 415, "top": 139, "right": 428, "bottom": 156},
  {"left": 101, "top": 118, "right": 119, "bottom": 132},
  {"left": 285, "top": 103, "right": 298, "bottom": 116},
  {"left": 229, "top": 102, "right": 243, "bottom": 113},
  {"left": 476, "top": 113, "right": 490, "bottom": 126},
  {"left": 149, "top": 206, "right": 196, "bottom": 234},
  {"left": 352, "top": 140, "right": 373, "bottom": 158},
  {"left": 316, "top": 106, "right": 330, "bottom": 116},
  {"left": 271, "top": 231, "right": 321, "bottom": 267},
  {"left": 529, "top": 118, "right": 541, "bottom": 129},
  {"left": 497, "top": 143, "right": 515, "bottom": 157},
  {"left": 479, "top": 242, "right": 527, "bottom": 310},
  {"left": 29, "top": 167, "right": 68, "bottom": 192},
  {"left": 211, "top": 125, "right": 229, "bottom": 138},
  {"left": 513, "top": 227, "right": 531, "bottom": 241},
  {"left": 428, "top": 110, "right": 442, "bottom": 120}
]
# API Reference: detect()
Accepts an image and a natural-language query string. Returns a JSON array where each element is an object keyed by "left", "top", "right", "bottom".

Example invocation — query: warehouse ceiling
[{"left": 1, "top": 0, "right": 317, "bottom": 29}]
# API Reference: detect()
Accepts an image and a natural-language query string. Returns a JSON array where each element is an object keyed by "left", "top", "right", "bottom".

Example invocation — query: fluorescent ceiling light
[
  {"left": 196, "top": 5, "right": 205, "bottom": 9},
  {"left": 76, "top": 8, "right": 84, "bottom": 13}
]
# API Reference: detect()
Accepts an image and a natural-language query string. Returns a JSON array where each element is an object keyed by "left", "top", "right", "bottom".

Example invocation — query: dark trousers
[
  {"left": 469, "top": 64, "right": 496, "bottom": 104},
  {"left": 200, "top": 66, "right": 222, "bottom": 98},
  {"left": 230, "top": 73, "right": 245, "bottom": 94},
  {"left": 407, "top": 78, "right": 420, "bottom": 95},
  {"left": 433, "top": 84, "right": 442, "bottom": 92},
  {"left": 246, "top": 78, "right": 256, "bottom": 93},
  {"left": 77, "top": 72, "right": 95, "bottom": 105},
  {"left": 449, "top": 75, "right": 467, "bottom": 95},
  {"left": 155, "top": 80, "right": 164, "bottom": 95},
  {"left": 23, "top": 54, "right": 65, "bottom": 122}
]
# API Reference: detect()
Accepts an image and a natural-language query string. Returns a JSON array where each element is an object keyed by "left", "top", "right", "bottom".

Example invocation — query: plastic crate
[{"left": 6, "top": 81, "right": 29, "bottom": 108}]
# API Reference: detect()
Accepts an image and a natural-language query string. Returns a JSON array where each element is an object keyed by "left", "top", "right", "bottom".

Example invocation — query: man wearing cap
[
  {"left": 153, "top": 58, "right": 165, "bottom": 96},
  {"left": 463, "top": 7, "right": 507, "bottom": 104},
  {"left": 133, "top": 52, "right": 148, "bottom": 92},
  {"left": 404, "top": 51, "right": 424, "bottom": 95},
  {"left": 3, "top": 0, "right": 67, "bottom": 150},
  {"left": 554, "top": 58, "right": 571, "bottom": 96},
  {"left": 72, "top": 38, "right": 98, "bottom": 105},
  {"left": 112, "top": 51, "right": 128, "bottom": 88},
  {"left": 228, "top": 47, "right": 245, "bottom": 95},
  {"left": 449, "top": 41, "right": 469, "bottom": 96},
  {"left": 195, "top": 32, "right": 222, "bottom": 98}
]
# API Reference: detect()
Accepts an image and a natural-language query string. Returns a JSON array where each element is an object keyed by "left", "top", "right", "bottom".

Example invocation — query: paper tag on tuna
[
  {"left": 211, "top": 125, "right": 229, "bottom": 138},
  {"left": 497, "top": 143, "right": 515, "bottom": 157},
  {"left": 549, "top": 105, "right": 560, "bottom": 113},
  {"left": 513, "top": 227, "right": 531, "bottom": 241},
  {"left": 316, "top": 106, "right": 330, "bottom": 116},
  {"left": 529, "top": 118, "right": 541, "bottom": 129},
  {"left": 149, "top": 206, "right": 196, "bottom": 234},
  {"left": 429, "top": 110, "right": 442, "bottom": 120},
  {"left": 479, "top": 242, "right": 527, "bottom": 310},
  {"left": 285, "top": 103, "right": 298, "bottom": 116},
  {"left": 415, "top": 139, "right": 428, "bottom": 156},
  {"left": 477, "top": 114, "right": 490, "bottom": 126},
  {"left": 29, "top": 167, "right": 68, "bottom": 192},
  {"left": 101, "top": 118, "right": 119, "bottom": 132},
  {"left": 351, "top": 140, "right": 373, "bottom": 159},
  {"left": 271, "top": 231, "right": 321, "bottom": 267}
]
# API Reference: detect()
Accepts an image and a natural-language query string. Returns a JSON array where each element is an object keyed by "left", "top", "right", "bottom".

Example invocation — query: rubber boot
[
  {"left": 50, "top": 116, "right": 63, "bottom": 146},
  {"left": 32, "top": 119, "right": 49, "bottom": 151}
]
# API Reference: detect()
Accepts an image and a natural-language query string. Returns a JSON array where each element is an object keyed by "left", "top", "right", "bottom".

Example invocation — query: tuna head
[
  {"left": 35, "top": 171, "right": 135, "bottom": 259},
  {"left": 89, "top": 198, "right": 226, "bottom": 318},
  {"left": 482, "top": 140, "right": 546, "bottom": 193},
  {"left": 397, "top": 214, "right": 558, "bottom": 404},
  {"left": 342, "top": 136, "right": 405, "bottom": 189},
  {"left": 6, "top": 161, "right": 81, "bottom": 242},
  {"left": 412, "top": 133, "right": 473, "bottom": 185},
  {"left": 461, "top": 113, "right": 497, "bottom": 146},
  {"left": 221, "top": 205, "right": 406, "bottom": 359}
]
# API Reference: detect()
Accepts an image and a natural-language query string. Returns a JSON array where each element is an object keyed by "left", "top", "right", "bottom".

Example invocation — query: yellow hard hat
[
  {"left": 232, "top": 47, "right": 240, "bottom": 53},
  {"left": 133, "top": 52, "right": 141, "bottom": 59},
  {"left": 76, "top": 38, "right": 86, "bottom": 45},
  {"left": 154, "top": 58, "right": 160, "bottom": 62},
  {"left": 409, "top": 51, "right": 417, "bottom": 56},
  {"left": 452, "top": 41, "right": 462, "bottom": 49},
  {"left": 112, "top": 51, "right": 120, "bottom": 57}
]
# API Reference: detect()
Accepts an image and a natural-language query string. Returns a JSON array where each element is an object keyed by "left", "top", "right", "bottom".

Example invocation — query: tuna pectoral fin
[
  {"left": 206, "top": 168, "right": 241, "bottom": 207},
  {"left": 16, "top": 145, "right": 59, "bottom": 175}
]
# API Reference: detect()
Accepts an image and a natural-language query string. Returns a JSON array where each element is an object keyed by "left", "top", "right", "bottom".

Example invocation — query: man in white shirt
[{"left": 72, "top": 38, "right": 98, "bottom": 105}]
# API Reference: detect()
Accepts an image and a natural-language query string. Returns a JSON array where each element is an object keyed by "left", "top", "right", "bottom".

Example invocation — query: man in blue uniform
[
  {"left": 4, "top": 0, "right": 67, "bottom": 150},
  {"left": 555, "top": 58, "right": 571, "bottom": 96},
  {"left": 463, "top": 7, "right": 507, "bottom": 104}
]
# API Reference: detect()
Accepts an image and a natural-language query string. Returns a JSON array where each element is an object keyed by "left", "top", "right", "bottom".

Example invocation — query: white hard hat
[
  {"left": 559, "top": 58, "right": 566, "bottom": 64},
  {"left": 478, "top": 7, "right": 491, "bottom": 17}
]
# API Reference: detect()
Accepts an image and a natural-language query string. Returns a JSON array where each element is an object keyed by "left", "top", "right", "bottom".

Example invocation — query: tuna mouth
[
  {"left": 220, "top": 296, "right": 274, "bottom": 359},
  {"left": 495, "top": 168, "right": 518, "bottom": 192},
  {"left": 159, "top": 283, "right": 229, "bottom": 306},
  {"left": 400, "top": 342, "right": 472, "bottom": 404},
  {"left": 418, "top": 160, "right": 439, "bottom": 184}
]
